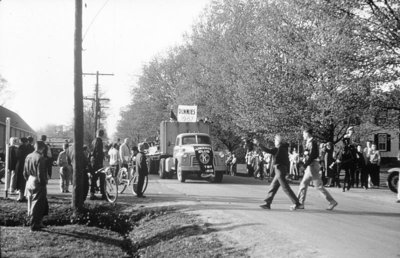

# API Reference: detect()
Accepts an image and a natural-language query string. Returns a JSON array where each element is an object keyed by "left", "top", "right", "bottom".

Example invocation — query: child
[{"left": 57, "top": 143, "right": 71, "bottom": 193}]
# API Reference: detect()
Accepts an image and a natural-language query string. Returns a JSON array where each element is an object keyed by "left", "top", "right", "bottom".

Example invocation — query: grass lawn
[{"left": 0, "top": 196, "right": 246, "bottom": 257}]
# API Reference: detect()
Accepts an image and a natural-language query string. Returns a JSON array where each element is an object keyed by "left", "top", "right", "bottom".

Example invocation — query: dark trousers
[
  {"left": 91, "top": 165, "right": 105, "bottom": 196},
  {"left": 265, "top": 165, "right": 299, "bottom": 205},
  {"left": 360, "top": 165, "right": 368, "bottom": 188},
  {"left": 370, "top": 164, "right": 380, "bottom": 186},
  {"left": 247, "top": 164, "right": 254, "bottom": 177},
  {"left": 342, "top": 164, "right": 355, "bottom": 190},
  {"left": 136, "top": 170, "right": 146, "bottom": 196}
]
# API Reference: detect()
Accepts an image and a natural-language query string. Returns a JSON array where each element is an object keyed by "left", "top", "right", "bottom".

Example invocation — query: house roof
[{"left": 0, "top": 105, "right": 36, "bottom": 134}]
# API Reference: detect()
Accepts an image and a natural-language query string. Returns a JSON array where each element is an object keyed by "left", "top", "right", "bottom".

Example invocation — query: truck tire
[
  {"left": 387, "top": 171, "right": 399, "bottom": 193},
  {"left": 213, "top": 171, "right": 223, "bottom": 183},
  {"left": 177, "top": 167, "right": 186, "bottom": 183},
  {"left": 159, "top": 158, "right": 166, "bottom": 179}
]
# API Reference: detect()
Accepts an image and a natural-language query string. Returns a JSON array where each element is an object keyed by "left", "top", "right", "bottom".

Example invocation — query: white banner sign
[{"left": 177, "top": 105, "right": 197, "bottom": 122}]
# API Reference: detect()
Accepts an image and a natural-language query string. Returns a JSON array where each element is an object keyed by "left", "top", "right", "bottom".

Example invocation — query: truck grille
[{"left": 191, "top": 156, "right": 199, "bottom": 166}]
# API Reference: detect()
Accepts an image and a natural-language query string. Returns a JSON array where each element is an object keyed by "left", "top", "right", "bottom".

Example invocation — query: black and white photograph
[{"left": 0, "top": 0, "right": 399, "bottom": 257}]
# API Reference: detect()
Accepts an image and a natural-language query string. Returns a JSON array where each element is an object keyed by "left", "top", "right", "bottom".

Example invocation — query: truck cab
[
  {"left": 152, "top": 121, "right": 226, "bottom": 183},
  {"left": 172, "top": 133, "right": 225, "bottom": 182}
]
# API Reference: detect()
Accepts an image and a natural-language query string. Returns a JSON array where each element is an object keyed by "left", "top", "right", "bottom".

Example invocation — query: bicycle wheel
[
  {"left": 118, "top": 168, "right": 129, "bottom": 194},
  {"left": 104, "top": 175, "right": 118, "bottom": 203},
  {"left": 131, "top": 172, "right": 148, "bottom": 195}
]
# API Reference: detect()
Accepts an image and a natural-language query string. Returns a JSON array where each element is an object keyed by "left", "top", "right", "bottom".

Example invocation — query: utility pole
[
  {"left": 83, "top": 71, "right": 112, "bottom": 135},
  {"left": 73, "top": 0, "right": 84, "bottom": 212}
]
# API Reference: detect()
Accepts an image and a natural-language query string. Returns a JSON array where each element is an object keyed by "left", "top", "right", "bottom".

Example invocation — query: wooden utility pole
[
  {"left": 73, "top": 0, "right": 84, "bottom": 212},
  {"left": 83, "top": 71, "right": 112, "bottom": 135}
]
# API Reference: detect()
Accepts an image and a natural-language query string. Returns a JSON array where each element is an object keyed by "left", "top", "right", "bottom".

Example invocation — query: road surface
[{"left": 39, "top": 171, "right": 400, "bottom": 257}]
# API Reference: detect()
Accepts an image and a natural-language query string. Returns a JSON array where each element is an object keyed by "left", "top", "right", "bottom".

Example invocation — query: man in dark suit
[
  {"left": 254, "top": 135, "right": 301, "bottom": 210},
  {"left": 91, "top": 129, "right": 106, "bottom": 200}
]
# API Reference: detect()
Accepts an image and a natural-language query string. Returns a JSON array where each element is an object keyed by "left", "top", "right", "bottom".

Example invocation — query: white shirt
[{"left": 108, "top": 147, "right": 119, "bottom": 166}]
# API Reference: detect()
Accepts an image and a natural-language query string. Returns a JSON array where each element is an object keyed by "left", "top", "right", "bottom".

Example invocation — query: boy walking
[{"left": 296, "top": 128, "right": 338, "bottom": 211}]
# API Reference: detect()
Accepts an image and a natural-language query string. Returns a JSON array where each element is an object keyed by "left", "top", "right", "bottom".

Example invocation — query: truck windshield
[
  {"left": 197, "top": 135, "right": 211, "bottom": 144},
  {"left": 182, "top": 136, "right": 196, "bottom": 145}
]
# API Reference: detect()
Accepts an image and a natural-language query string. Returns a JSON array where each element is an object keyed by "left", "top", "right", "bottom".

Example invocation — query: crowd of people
[
  {"left": 240, "top": 127, "right": 382, "bottom": 193},
  {"left": 0, "top": 129, "right": 150, "bottom": 231}
]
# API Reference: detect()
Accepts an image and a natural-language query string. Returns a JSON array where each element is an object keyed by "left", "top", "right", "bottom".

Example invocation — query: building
[{"left": 0, "top": 105, "right": 36, "bottom": 150}]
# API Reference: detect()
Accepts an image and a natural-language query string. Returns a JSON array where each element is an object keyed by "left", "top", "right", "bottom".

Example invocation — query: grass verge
[{"left": 0, "top": 196, "right": 247, "bottom": 257}]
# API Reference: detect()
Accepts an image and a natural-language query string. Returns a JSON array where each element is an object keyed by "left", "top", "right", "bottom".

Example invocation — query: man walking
[
  {"left": 135, "top": 143, "right": 148, "bottom": 198},
  {"left": 297, "top": 128, "right": 338, "bottom": 210},
  {"left": 254, "top": 135, "right": 302, "bottom": 210},
  {"left": 24, "top": 141, "right": 49, "bottom": 231}
]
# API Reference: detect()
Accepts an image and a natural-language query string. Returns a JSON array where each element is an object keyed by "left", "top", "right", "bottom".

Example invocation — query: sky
[{"left": 0, "top": 0, "right": 211, "bottom": 137}]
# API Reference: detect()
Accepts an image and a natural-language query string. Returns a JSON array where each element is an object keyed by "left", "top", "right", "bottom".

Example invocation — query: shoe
[
  {"left": 16, "top": 198, "right": 27, "bottom": 203},
  {"left": 65, "top": 190, "right": 70, "bottom": 193},
  {"left": 89, "top": 195, "right": 97, "bottom": 200},
  {"left": 290, "top": 204, "right": 304, "bottom": 211},
  {"left": 10, "top": 190, "right": 17, "bottom": 195},
  {"left": 101, "top": 195, "right": 107, "bottom": 200},
  {"left": 363, "top": 186, "right": 368, "bottom": 190},
  {"left": 396, "top": 200, "right": 400, "bottom": 203},
  {"left": 260, "top": 203, "right": 271, "bottom": 209},
  {"left": 327, "top": 202, "right": 338, "bottom": 211},
  {"left": 342, "top": 188, "right": 345, "bottom": 192},
  {"left": 39, "top": 222, "right": 47, "bottom": 228},
  {"left": 136, "top": 195, "right": 146, "bottom": 198}
]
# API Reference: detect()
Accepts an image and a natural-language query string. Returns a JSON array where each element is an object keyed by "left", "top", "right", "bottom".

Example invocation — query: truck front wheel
[
  {"left": 177, "top": 167, "right": 186, "bottom": 183},
  {"left": 387, "top": 171, "right": 399, "bottom": 193}
]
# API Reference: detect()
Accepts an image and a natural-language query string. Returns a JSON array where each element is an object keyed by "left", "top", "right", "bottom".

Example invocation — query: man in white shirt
[
  {"left": 119, "top": 138, "right": 131, "bottom": 169},
  {"left": 108, "top": 143, "right": 119, "bottom": 172}
]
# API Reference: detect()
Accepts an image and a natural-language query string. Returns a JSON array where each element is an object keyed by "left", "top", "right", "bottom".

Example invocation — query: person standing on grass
[
  {"left": 57, "top": 143, "right": 71, "bottom": 193},
  {"left": 15, "top": 137, "right": 30, "bottom": 202},
  {"left": 40, "top": 135, "right": 53, "bottom": 179},
  {"left": 135, "top": 143, "right": 148, "bottom": 198},
  {"left": 23, "top": 141, "right": 49, "bottom": 231},
  {"left": 91, "top": 129, "right": 106, "bottom": 200},
  {"left": 119, "top": 138, "right": 131, "bottom": 170},
  {"left": 8, "top": 137, "right": 19, "bottom": 194},
  {"left": 297, "top": 128, "right": 338, "bottom": 211},
  {"left": 253, "top": 135, "right": 302, "bottom": 211}
]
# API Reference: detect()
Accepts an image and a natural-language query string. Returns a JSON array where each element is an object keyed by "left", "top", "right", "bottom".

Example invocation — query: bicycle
[
  {"left": 93, "top": 166, "right": 118, "bottom": 203},
  {"left": 117, "top": 164, "right": 148, "bottom": 196}
]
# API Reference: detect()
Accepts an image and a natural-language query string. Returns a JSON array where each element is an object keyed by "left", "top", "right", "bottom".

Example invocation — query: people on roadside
[
  {"left": 91, "top": 129, "right": 106, "bottom": 200},
  {"left": 119, "top": 138, "right": 131, "bottom": 170},
  {"left": 23, "top": 141, "right": 49, "bottom": 231},
  {"left": 57, "top": 143, "right": 71, "bottom": 193},
  {"left": 135, "top": 143, "right": 148, "bottom": 198},
  {"left": 230, "top": 153, "right": 237, "bottom": 176},
  {"left": 369, "top": 143, "right": 381, "bottom": 188},
  {"left": 297, "top": 128, "right": 338, "bottom": 211},
  {"left": 8, "top": 137, "right": 19, "bottom": 194},
  {"left": 40, "top": 135, "right": 53, "bottom": 179},
  {"left": 324, "top": 142, "right": 335, "bottom": 187},
  {"left": 340, "top": 138, "right": 356, "bottom": 192},
  {"left": 27, "top": 136, "right": 35, "bottom": 154},
  {"left": 15, "top": 137, "right": 30, "bottom": 202},
  {"left": 254, "top": 135, "right": 302, "bottom": 211},
  {"left": 289, "top": 148, "right": 299, "bottom": 180},
  {"left": 108, "top": 143, "right": 120, "bottom": 172},
  {"left": 245, "top": 140, "right": 256, "bottom": 177},
  {"left": 356, "top": 145, "right": 366, "bottom": 189}
]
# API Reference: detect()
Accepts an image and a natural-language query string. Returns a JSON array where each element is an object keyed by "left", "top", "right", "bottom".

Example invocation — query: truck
[{"left": 146, "top": 121, "right": 226, "bottom": 183}]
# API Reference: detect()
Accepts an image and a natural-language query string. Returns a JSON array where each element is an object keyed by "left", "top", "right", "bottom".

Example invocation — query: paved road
[
  {"left": 137, "top": 174, "right": 398, "bottom": 258},
  {"left": 19, "top": 169, "right": 399, "bottom": 258}
]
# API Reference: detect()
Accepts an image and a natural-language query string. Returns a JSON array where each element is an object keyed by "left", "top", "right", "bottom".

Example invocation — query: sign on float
[{"left": 177, "top": 105, "right": 197, "bottom": 122}]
